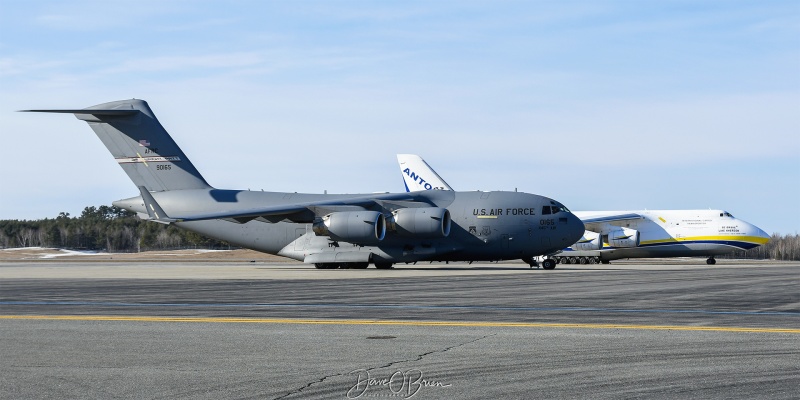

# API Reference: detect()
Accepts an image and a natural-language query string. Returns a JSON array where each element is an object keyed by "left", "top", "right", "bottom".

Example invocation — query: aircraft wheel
[
  {"left": 707, "top": 258, "right": 716, "bottom": 265},
  {"left": 569, "top": 257, "right": 578, "bottom": 264},
  {"left": 315, "top": 263, "right": 326, "bottom": 269},
  {"left": 542, "top": 259, "right": 557, "bottom": 270},
  {"left": 579, "top": 257, "right": 588, "bottom": 264},
  {"left": 351, "top": 262, "right": 369, "bottom": 269},
  {"left": 374, "top": 262, "right": 394, "bottom": 269},
  {"left": 601, "top": 260, "right": 610, "bottom": 264}
]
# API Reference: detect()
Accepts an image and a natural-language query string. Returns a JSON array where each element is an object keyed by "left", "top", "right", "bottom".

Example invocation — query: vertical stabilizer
[
  {"left": 397, "top": 154, "right": 453, "bottom": 192},
  {"left": 24, "top": 99, "right": 211, "bottom": 192}
]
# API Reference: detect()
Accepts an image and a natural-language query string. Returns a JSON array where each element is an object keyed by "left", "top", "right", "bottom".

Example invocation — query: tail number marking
[
  {"left": 116, "top": 156, "right": 182, "bottom": 164},
  {"left": 539, "top": 218, "right": 556, "bottom": 230}
]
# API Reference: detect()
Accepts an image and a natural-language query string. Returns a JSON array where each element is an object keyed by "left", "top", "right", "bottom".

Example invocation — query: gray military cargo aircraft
[{"left": 25, "top": 99, "right": 584, "bottom": 269}]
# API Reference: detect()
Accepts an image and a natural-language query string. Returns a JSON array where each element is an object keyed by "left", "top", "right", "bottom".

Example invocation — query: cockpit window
[
  {"left": 545, "top": 202, "right": 571, "bottom": 215},
  {"left": 724, "top": 212, "right": 733, "bottom": 218}
]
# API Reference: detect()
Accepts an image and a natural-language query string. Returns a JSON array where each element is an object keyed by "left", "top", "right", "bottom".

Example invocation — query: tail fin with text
[
  {"left": 396, "top": 154, "right": 453, "bottom": 192},
  {"left": 24, "top": 99, "right": 211, "bottom": 192}
]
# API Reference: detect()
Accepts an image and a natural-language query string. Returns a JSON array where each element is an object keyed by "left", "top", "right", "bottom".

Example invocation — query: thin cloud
[{"left": 103, "top": 52, "right": 264, "bottom": 74}]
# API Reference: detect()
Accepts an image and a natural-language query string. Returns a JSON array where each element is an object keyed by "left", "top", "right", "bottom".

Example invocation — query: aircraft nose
[
  {"left": 566, "top": 213, "right": 586, "bottom": 244},
  {"left": 755, "top": 225, "right": 770, "bottom": 241}
]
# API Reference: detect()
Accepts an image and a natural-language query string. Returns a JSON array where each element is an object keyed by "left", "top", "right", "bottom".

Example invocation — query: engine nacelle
[
  {"left": 608, "top": 227, "right": 640, "bottom": 248},
  {"left": 312, "top": 211, "right": 386, "bottom": 243},
  {"left": 388, "top": 207, "right": 451, "bottom": 238},
  {"left": 572, "top": 230, "right": 601, "bottom": 251}
]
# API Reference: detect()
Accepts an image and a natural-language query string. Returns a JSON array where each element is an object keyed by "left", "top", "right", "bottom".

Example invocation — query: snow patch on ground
[
  {"left": 0, "top": 247, "right": 46, "bottom": 251},
  {"left": 0, "top": 247, "right": 234, "bottom": 260},
  {"left": 0, "top": 247, "right": 107, "bottom": 259},
  {"left": 39, "top": 249, "right": 107, "bottom": 259}
]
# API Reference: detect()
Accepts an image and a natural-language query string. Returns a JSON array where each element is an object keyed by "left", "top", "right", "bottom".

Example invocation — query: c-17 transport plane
[
  {"left": 24, "top": 99, "right": 585, "bottom": 269},
  {"left": 398, "top": 154, "right": 770, "bottom": 267}
]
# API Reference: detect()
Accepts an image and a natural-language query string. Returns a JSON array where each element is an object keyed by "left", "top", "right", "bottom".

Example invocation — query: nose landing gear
[
  {"left": 706, "top": 257, "right": 716, "bottom": 265},
  {"left": 523, "top": 257, "right": 556, "bottom": 270},
  {"left": 542, "top": 259, "right": 557, "bottom": 270}
]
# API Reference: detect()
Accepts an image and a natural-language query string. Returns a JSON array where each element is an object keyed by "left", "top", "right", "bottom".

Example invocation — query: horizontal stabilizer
[{"left": 20, "top": 109, "right": 139, "bottom": 116}]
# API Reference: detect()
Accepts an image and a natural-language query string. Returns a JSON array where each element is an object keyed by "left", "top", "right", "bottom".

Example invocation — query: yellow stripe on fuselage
[{"left": 638, "top": 235, "right": 770, "bottom": 246}]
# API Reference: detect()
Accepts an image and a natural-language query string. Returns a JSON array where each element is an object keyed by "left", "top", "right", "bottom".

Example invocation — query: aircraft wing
[
  {"left": 140, "top": 190, "right": 442, "bottom": 224},
  {"left": 580, "top": 213, "right": 644, "bottom": 232}
]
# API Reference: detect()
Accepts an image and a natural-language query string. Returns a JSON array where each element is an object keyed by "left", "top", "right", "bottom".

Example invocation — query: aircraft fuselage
[{"left": 116, "top": 189, "right": 585, "bottom": 263}]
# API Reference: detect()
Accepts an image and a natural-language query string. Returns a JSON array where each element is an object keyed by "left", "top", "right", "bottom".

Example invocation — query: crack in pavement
[{"left": 271, "top": 333, "right": 495, "bottom": 400}]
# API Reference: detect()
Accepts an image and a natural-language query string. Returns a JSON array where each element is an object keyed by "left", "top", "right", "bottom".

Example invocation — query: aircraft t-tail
[
  {"left": 396, "top": 154, "right": 770, "bottom": 267},
  {"left": 24, "top": 99, "right": 585, "bottom": 269}
]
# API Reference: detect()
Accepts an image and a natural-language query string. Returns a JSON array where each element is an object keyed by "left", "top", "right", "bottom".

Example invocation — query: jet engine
[
  {"left": 388, "top": 207, "right": 451, "bottom": 238},
  {"left": 572, "top": 230, "right": 601, "bottom": 251},
  {"left": 608, "top": 227, "right": 640, "bottom": 248},
  {"left": 312, "top": 211, "right": 386, "bottom": 243}
]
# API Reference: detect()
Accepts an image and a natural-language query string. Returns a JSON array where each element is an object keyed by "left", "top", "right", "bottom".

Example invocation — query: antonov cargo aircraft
[
  {"left": 23, "top": 99, "right": 585, "bottom": 269},
  {"left": 398, "top": 154, "right": 770, "bottom": 266}
]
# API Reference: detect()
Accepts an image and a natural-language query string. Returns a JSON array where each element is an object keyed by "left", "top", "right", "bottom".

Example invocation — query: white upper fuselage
[{"left": 572, "top": 209, "right": 770, "bottom": 259}]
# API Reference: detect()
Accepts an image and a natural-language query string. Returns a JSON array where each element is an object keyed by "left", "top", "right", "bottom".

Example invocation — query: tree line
[
  {"left": 725, "top": 233, "right": 800, "bottom": 261},
  {"left": 0, "top": 205, "right": 230, "bottom": 252},
  {"left": 1, "top": 206, "right": 798, "bottom": 260}
]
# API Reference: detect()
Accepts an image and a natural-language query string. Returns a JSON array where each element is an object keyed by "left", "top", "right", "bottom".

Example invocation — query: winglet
[{"left": 138, "top": 186, "right": 179, "bottom": 224}]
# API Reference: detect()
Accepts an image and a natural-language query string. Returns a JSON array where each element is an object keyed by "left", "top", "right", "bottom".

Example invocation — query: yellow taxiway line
[{"left": 1, "top": 315, "right": 798, "bottom": 334}]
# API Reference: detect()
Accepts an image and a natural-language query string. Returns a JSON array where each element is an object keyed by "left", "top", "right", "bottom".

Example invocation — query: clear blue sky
[{"left": 1, "top": 1, "right": 798, "bottom": 235}]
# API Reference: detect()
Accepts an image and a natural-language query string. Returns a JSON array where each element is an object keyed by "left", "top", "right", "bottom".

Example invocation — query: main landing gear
[
  {"left": 555, "top": 256, "right": 600, "bottom": 265},
  {"left": 706, "top": 257, "right": 717, "bottom": 265}
]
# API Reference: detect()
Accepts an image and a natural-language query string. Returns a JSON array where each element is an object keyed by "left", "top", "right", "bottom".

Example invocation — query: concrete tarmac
[{"left": 1, "top": 259, "right": 798, "bottom": 399}]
